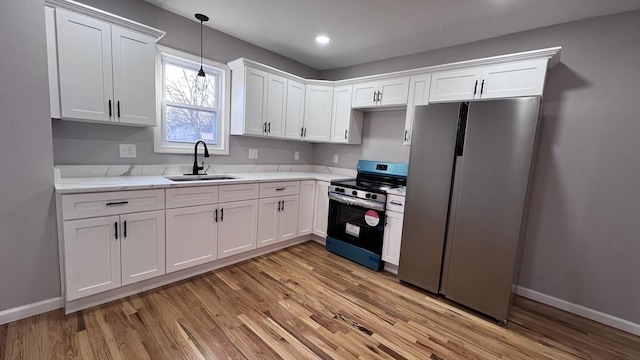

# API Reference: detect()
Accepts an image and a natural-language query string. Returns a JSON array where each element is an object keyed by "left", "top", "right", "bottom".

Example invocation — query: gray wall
[
  {"left": 0, "top": 0, "right": 61, "bottom": 311},
  {"left": 314, "top": 110, "right": 410, "bottom": 168},
  {"left": 52, "top": 0, "right": 320, "bottom": 166},
  {"left": 319, "top": 11, "right": 640, "bottom": 324}
]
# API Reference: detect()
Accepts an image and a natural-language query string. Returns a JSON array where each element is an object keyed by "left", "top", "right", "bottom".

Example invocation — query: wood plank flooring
[{"left": 1, "top": 241, "right": 638, "bottom": 359}]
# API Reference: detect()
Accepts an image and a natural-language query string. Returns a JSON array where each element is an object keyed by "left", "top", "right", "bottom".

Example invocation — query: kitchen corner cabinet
[
  {"left": 331, "top": 85, "right": 364, "bottom": 144},
  {"left": 403, "top": 74, "right": 431, "bottom": 146},
  {"left": 53, "top": 8, "right": 158, "bottom": 126},
  {"left": 429, "top": 58, "right": 548, "bottom": 103},
  {"left": 351, "top": 77, "right": 410, "bottom": 108},
  {"left": 63, "top": 210, "right": 165, "bottom": 301},
  {"left": 303, "top": 85, "right": 334, "bottom": 142},
  {"left": 313, "top": 181, "right": 330, "bottom": 237},
  {"left": 297, "top": 180, "right": 316, "bottom": 236}
]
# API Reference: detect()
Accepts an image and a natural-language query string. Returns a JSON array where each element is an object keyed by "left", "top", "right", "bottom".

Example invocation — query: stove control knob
[
  {"left": 365, "top": 193, "right": 371, "bottom": 198},
  {"left": 371, "top": 194, "right": 378, "bottom": 200},
  {"left": 352, "top": 191, "right": 358, "bottom": 196}
]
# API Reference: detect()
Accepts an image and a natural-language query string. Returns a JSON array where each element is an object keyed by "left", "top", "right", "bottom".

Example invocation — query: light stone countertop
[
  {"left": 55, "top": 172, "right": 355, "bottom": 194},
  {"left": 386, "top": 186, "right": 406, "bottom": 196}
]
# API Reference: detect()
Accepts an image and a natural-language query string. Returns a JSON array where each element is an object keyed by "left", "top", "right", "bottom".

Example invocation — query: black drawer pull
[
  {"left": 276, "top": 187, "right": 286, "bottom": 191},
  {"left": 106, "top": 201, "right": 129, "bottom": 206},
  {"left": 390, "top": 201, "right": 403, "bottom": 206}
]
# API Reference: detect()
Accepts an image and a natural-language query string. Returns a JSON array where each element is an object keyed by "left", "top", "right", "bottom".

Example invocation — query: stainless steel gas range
[{"left": 326, "top": 160, "right": 408, "bottom": 271}]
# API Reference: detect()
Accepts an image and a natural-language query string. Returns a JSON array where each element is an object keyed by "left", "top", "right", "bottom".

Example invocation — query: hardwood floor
[{"left": 1, "top": 241, "right": 638, "bottom": 359}]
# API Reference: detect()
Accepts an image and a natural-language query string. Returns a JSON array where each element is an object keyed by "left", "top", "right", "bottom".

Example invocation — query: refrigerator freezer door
[
  {"left": 398, "top": 103, "right": 460, "bottom": 293},
  {"left": 444, "top": 97, "right": 540, "bottom": 321}
]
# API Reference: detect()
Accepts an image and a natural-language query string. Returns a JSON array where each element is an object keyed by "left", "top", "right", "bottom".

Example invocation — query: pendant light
[{"left": 195, "top": 13, "right": 209, "bottom": 77}]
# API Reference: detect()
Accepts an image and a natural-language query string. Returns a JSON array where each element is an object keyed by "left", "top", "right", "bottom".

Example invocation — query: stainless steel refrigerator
[{"left": 398, "top": 97, "right": 540, "bottom": 322}]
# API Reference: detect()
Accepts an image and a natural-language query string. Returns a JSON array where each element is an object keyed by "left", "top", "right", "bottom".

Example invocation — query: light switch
[
  {"left": 294, "top": 151, "right": 300, "bottom": 160},
  {"left": 119, "top": 144, "right": 136, "bottom": 158},
  {"left": 333, "top": 155, "right": 339, "bottom": 163},
  {"left": 248, "top": 148, "right": 258, "bottom": 159}
]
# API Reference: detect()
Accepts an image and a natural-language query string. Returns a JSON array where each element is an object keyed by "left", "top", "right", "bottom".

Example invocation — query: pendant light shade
[{"left": 195, "top": 13, "right": 209, "bottom": 77}]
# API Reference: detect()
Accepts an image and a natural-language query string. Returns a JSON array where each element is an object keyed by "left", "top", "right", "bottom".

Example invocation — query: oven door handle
[{"left": 328, "top": 192, "right": 385, "bottom": 211}]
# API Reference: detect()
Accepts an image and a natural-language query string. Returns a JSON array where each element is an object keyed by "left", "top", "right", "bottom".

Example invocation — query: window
[{"left": 154, "top": 46, "right": 230, "bottom": 154}]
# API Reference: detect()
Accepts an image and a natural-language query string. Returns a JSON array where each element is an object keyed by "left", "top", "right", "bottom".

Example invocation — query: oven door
[{"left": 327, "top": 192, "right": 385, "bottom": 254}]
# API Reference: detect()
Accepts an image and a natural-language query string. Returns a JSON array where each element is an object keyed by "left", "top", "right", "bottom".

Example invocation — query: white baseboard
[
  {"left": 310, "top": 234, "right": 326, "bottom": 245},
  {"left": 0, "top": 297, "right": 64, "bottom": 325},
  {"left": 515, "top": 286, "right": 640, "bottom": 336}
]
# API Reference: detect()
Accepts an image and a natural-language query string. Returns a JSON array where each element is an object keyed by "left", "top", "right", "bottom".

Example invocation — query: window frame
[{"left": 154, "top": 45, "right": 231, "bottom": 155}]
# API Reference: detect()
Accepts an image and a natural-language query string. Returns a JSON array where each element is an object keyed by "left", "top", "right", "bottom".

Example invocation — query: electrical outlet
[
  {"left": 333, "top": 154, "right": 339, "bottom": 163},
  {"left": 248, "top": 148, "right": 258, "bottom": 159},
  {"left": 119, "top": 144, "right": 136, "bottom": 158},
  {"left": 294, "top": 151, "right": 300, "bottom": 160}
]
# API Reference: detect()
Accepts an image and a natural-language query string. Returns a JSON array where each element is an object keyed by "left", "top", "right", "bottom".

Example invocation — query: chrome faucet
[{"left": 191, "top": 141, "right": 210, "bottom": 175}]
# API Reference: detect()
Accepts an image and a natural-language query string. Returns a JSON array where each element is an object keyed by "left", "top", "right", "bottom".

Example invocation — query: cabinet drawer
[
  {"left": 166, "top": 186, "right": 219, "bottom": 209},
  {"left": 259, "top": 181, "right": 300, "bottom": 198},
  {"left": 219, "top": 183, "right": 259, "bottom": 203},
  {"left": 61, "top": 189, "right": 164, "bottom": 220},
  {"left": 386, "top": 194, "right": 406, "bottom": 213}
]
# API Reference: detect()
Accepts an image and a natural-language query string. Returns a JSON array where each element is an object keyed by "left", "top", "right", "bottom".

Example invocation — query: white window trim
[{"left": 154, "top": 45, "right": 231, "bottom": 155}]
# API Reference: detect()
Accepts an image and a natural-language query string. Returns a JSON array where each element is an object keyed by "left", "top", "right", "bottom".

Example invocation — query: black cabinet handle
[
  {"left": 377, "top": 91, "right": 381, "bottom": 102},
  {"left": 282, "top": 200, "right": 285, "bottom": 211},
  {"left": 473, "top": 80, "right": 478, "bottom": 95},
  {"left": 263, "top": 122, "right": 267, "bottom": 133},
  {"left": 123, "top": 220, "right": 127, "bottom": 238},
  {"left": 267, "top": 122, "right": 271, "bottom": 133},
  {"left": 276, "top": 187, "right": 286, "bottom": 191},
  {"left": 404, "top": 129, "right": 408, "bottom": 141},
  {"left": 300, "top": 127, "right": 304, "bottom": 137},
  {"left": 114, "top": 221, "right": 118, "bottom": 240},
  {"left": 108, "top": 100, "right": 112, "bottom": 117},
  {"left": 214, "top": 208, "right": 218, "bottom": 222},
  {"left": 390, "top": 201, "right": 403, "bottom": 206},
  {"left": 277, "top": 200, "right": 281, "bottom": 212},
  {"left": 106, "top": 201, "right": 128, "bottom": 206},
  {"left": 373, "top": 91, "right": 377, "bottom": 103},
  {"left": 303, "top": 127, "right": 307, "bottom": 137},
  {"left": 117, "top": 101, "right": 121, "bottom": 118},
  {"left": 220, "top": 208, "right": 224, "bottom": 221},
  {"left": 344, "top": 129, "right": 348, "bottom": 139},
  {"left": 480, "top": 80, "right": 485, "bottom": 95}
]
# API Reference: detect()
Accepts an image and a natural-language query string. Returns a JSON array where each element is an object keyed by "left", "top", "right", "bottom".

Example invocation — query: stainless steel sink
[{"left": 165, "top": 175, "right": 238, "bottom": 182}]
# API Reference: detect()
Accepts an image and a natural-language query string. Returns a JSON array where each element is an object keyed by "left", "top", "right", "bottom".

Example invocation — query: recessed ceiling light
[{"left": 315, "top": 35, "right": 330, "bottom": 45}]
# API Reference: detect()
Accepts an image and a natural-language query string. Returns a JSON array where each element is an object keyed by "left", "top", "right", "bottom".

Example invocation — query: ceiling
[{"left": 145, "top": 0, "right": 640, "bottom": 70}]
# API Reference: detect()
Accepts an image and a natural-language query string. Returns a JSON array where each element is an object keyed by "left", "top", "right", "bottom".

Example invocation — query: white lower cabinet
[
  {"left": 382, "top": 210, "right": 404, "bottom": 266},
  {"left": 297, "top": 180, "right": 316, "bottom": 236},
  {"left": 63, "top": 209, "right": 164, "bottom": 301},
  {"left": 257, "top": 195, "right": 299, "bottom": 248},
  {"left": 218, "top": 200, "right": 259, "bottom": 258},
  {"left": 313, "top": 181, "right": 330, "bottom": 237},
  {"left": 165, "top": 205, "right": 218, "bottom": 273}
]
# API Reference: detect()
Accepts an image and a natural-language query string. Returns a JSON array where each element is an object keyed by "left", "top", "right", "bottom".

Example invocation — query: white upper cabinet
[
  {"left": 429, "top": 58, "right": 549, "bottom": 103},
  {"left": 239, "top": 67, "right": 269, "bottom": 136},
  {"left": 284, "top": 80, "right": 306, "bottom": 140},
  {"left": 265, "top": 73, "right": 287, "bottom": 138},
  {"left": 53, "top": 8, "right": 159, "bottom": 126},
  {"left": 351, "top": 77, "right": 409, "bottom": 108},
  {"left": 331, "top": 85, "right": 363, "bottom": 144},
  {"left": 429, "top": 67, "right": 483, "bottom": 103},
  {"left": 478, "top": 59, "right": 548, "bottom": 99},
  {"left": 403, "top": 73, "right": 431, "bottom": 146},
  {"left": 303, "top": 85, "right": 333, "bottom": 142}
]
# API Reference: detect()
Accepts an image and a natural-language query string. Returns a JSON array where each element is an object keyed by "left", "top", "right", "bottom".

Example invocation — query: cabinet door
[
  {"left": 378, "top": 77, "right": 410, "bottom": 106},
  {"left": 257, "top": 198, "right": 279, "bottom": 248},
  {"left": 63, "top": 216, "right": 121, "bottom": 301},
  {"left": 479, "top": 59, "right": 548, "bottom": 99},
  {"left": 218, "top": 200, "right": 258, "bottom": 258},
  {"left": 382, "top": 211, "right": 404, "bottom": 266},
  {"left": 265, "top": 73, "right": 287, "bottom": 138},
  {"left": 111, "top": 26, "right": 156, "bottom": 126},
  {"left": 297, "top": 180, "right": 316, "bottom": 236},
  {"left": 351, "top": 82, "right": 378, "bottom": 108},
  {"left": 278, "top": 195, "right": 299, "bottom": 242},
  {"left": 404, "top": 74, "right": 431, "bottom": 146},
  {"left": 285, "top": 80, "right": 305, "bottom": 139},
  {"left": 56, "top": 9, "right": 113, "bottom": 122},
  {"left": 313, "top": 181, "right": 330, "bottom": 237},
  {"left": 120, "top": 210, "right": 165, "bottom": 285},
  {"left": 244, "top": 67, "right": 269, "bottom": 136},
  {"left": 331, "top": 85, "right": 354, "bottom": 143},
  {"left": 429, "top": 67, "right": 482, "bottom": 103},
  {"left": 166, "top": 205, "right": 217, "bottom": 273},
  {"left": 303, "top": 85, "right": 333, "bottom": 142}
]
